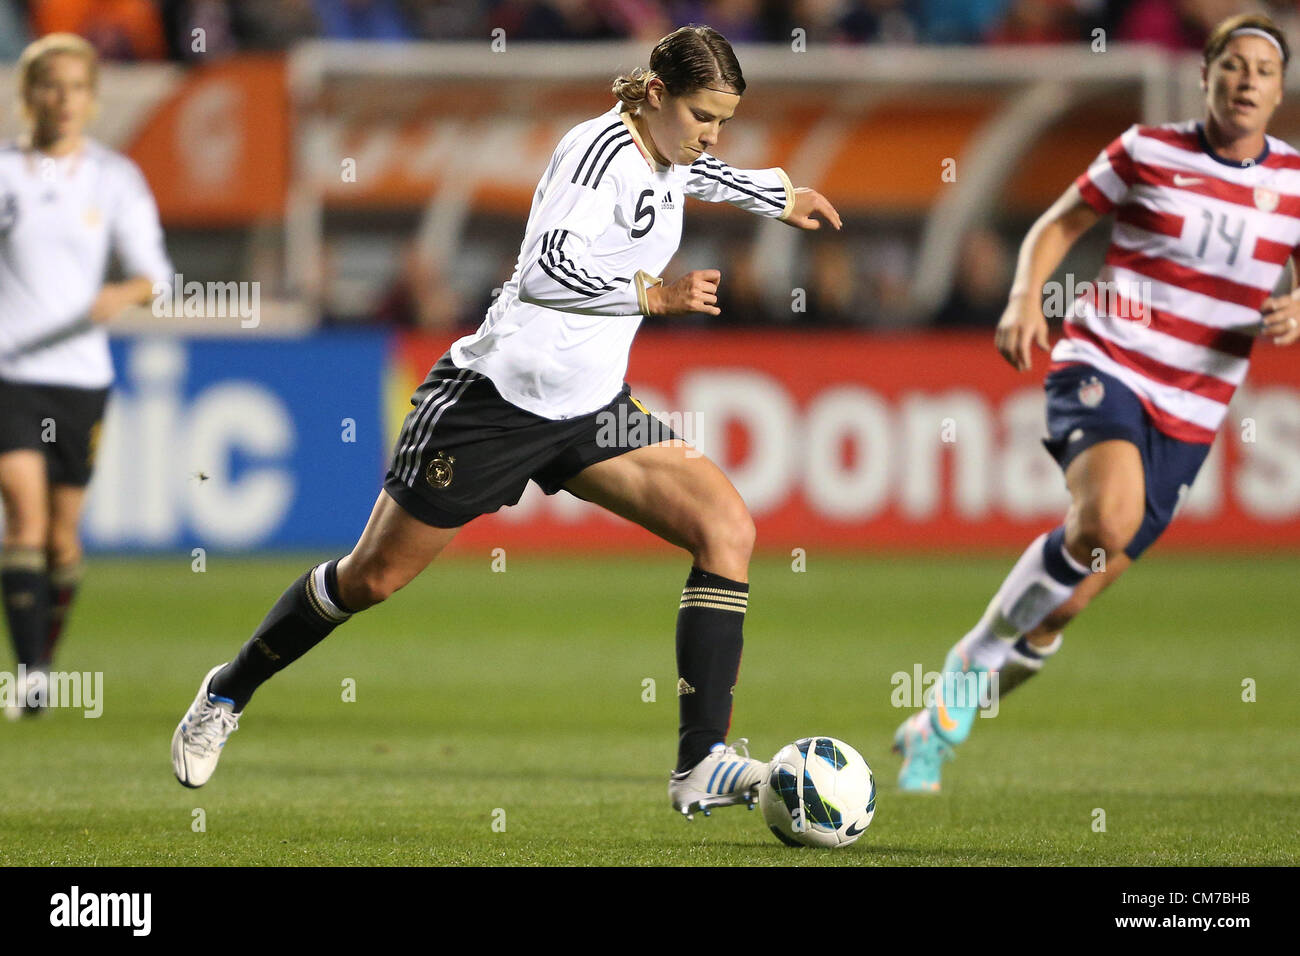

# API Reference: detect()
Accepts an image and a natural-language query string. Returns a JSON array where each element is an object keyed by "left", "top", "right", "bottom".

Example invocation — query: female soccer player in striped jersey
[
  {"left": 173, "top": 26, "right": 841, "bottom": 818},
  {"left": 1, "top": 34, "right": 173, "bottom": 717},
  {"left": 894, "top": 12, "right": 1300, "bottom": 791}
]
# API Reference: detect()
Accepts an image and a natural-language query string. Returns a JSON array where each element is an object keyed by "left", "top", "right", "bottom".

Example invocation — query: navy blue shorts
[{"left": 1041, "top": 363, "right": 1212, "bottom": 559}]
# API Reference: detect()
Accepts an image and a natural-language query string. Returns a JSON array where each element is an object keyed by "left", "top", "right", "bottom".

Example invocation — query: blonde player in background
[
  {"left": 894, "top": 12, "right": 1300, "bottom": 791},
  {"left": 1, "top": 34, "right": 173, "bottom": 717}
]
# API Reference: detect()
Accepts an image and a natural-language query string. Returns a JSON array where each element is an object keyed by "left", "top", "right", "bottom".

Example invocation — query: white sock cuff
[
  {"left": 1058, "top": 541, "right": 1091, "bottom": 578},
  {"left": 1032, "top": 634, "right": 1064, "bottom": 657},
  {"left": 308, "top": 563, "right": 351, "bottom": 623}
]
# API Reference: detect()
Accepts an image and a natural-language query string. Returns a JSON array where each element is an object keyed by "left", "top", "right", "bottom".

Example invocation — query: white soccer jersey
[
  {"left": 1061, "top": 120, "right": 1300, "bottom": 443},
  {"left": 0, "top": 138, "right": 172, "bottom": 388},
  {"left": 450, "top": 102, "right": 795, "bottom": 418}
]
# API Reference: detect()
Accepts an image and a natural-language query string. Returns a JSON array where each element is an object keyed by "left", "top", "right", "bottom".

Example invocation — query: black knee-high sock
[
  {"left": 2, "top": 547, "right": 49, "bottom": 669},
  {"left": 38, "top": 562, "right": 82, "bottom": 669},
  {"left": 675, "top": 567, "right": 749, "bottom": 774},
  {"left": 209, "top": 558, "right": 353, "bottom": 711}
]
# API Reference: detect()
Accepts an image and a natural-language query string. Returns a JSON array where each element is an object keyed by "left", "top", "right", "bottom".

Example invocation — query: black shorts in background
[
  {"left": 0, "top": 378, "right": 110, "bottom": 487},
  {"left": 383, "top": 352, "right": 682, "bottom": 528}
]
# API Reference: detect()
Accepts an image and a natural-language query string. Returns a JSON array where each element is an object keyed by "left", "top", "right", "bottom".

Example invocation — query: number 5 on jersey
[{"left": 631, "top": 188, "right": 656, "bottom": 239}]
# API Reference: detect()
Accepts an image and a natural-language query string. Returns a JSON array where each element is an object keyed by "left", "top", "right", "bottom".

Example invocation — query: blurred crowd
[
  {"left": 3, "top": 0, "right": 1299, "bottom": 61},
  {"left": 353, "top": 222, "right": 1021, "bottom": 333},
  {"left": 3, "top": 0, "right": 1287, "bottom": 328}
]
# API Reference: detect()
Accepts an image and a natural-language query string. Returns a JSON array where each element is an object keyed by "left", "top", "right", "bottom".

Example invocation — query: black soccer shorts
[
  {"left": 0, "top": 378, "right": 110, "bottom": 487},
  {"left": 383, "top": 352, "right": 683, "bottom": 528}
]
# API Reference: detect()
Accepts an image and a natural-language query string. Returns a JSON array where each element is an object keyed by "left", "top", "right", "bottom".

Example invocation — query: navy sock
[
  {"left": 1042, "top": 525, "right": 1089, "bottom": 587},
  {"left": 39, "top": 562, "right": 81, "bottom": 668},
  {"left": 210, "top": 558, "right": 353, "bottom": 711},
  {"left": 2, "top": 548, "right": 49, "bottom": 668},
  {"left": 1013, "top": 636, "right": 1043, "bottom": 659},
  {"left": 675, "top": 567, "right": 749, "bottom": 774}
]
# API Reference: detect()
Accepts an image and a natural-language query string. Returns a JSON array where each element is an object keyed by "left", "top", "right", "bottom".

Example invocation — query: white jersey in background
[
  {"left": 0, "top": 138, "right": 173, "bottom": 388},
  {"left": 451, "top": 102, "right": 795, "bottom": 419}
]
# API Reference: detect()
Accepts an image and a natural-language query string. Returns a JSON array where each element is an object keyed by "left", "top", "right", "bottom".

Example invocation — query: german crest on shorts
[{"left": 426, "top": 451, "right": 455, "bottom": 488}]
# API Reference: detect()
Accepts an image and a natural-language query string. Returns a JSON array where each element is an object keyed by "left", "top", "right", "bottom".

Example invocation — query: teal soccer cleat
[
  {"left": 892, "top": 710, "right": 953, "bottom": 793},
  {"left": 928, "top": 645, "right": 993, "bottom": 748}
]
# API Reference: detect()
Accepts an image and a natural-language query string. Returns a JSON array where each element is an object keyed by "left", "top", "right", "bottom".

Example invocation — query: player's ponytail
[
  {"left": 612, "top": 67, "right": 658, "bottom": 106},
  {"left": 612, "top": 25, "right": 746, "bottom": 108}
]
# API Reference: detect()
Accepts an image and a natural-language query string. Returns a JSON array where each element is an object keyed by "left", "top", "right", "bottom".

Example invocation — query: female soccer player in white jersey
[
  {"left": 1, "top": 34, "right": 173, "bottom": 717},
  {"left": 173, "top": 26, "right": 841, "bottom": 817},
  {"left": 893, "top": 12, "right": 1300, "bottom": 791}
]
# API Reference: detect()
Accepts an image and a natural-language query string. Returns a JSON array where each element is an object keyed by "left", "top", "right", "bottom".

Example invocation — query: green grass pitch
[{"left": 1, "top": 551, "right": 1296, "bottom": 866}]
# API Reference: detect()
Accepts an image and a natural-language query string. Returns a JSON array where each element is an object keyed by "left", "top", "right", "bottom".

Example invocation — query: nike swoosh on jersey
[{"left": 1172, "top": 174, "right": 1204, "bottom": 186}]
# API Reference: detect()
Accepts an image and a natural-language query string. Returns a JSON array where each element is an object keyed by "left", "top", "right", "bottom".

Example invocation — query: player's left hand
[
  {"left": 784, "top": 187, "right": 842, "bottom": 231},
  {"left": 89, "top": 283, "right": 137, "bottom": 323},
  {"left": 1259, "top": 289, "right": 1300, "bottom": 346}
]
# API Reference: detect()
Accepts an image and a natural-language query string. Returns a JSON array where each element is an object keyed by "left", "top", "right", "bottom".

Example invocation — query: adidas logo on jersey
[{"left": 660, "top": 192, "right": 675, "bottom": 210}]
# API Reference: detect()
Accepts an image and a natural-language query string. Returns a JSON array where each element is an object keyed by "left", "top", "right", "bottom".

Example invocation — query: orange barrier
[{"left": 127, "top": 57, "right": 288, "bottom": 225}]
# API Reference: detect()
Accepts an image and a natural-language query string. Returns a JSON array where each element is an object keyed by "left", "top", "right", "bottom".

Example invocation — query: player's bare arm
[
  {"left": 995, "top": 183, "right": 1100, "bottom": 372},
  {"left": 642, "top": 189, "right": 839, "bottom": 317},
  {"left": 782, "top": 186, "right": 842, "bottom": 231},
  {"left": 1259, "top": 257, "right": 1300, "bottom": 345},
  {"left": 90, "top": 277, "right": 156, "bottom": 322},
  {"left": 644, "top": 269, "right": 722, "bottom": 316}
]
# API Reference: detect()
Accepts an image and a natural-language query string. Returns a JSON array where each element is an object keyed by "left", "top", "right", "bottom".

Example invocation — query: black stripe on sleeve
[
  {"left": 590, "top": 138, "right": 632, "bottom": 188},
  {"left": 550, "top": 230, "right": 610, "bottom": 292},
  {"left": 571, "top": 120, "right": 624, "bottom": 185},
  {"left": 539, "top": 230, "right": 611, "bottom": 296},
  {"left": 578, "top": 130, "right": 632, "bottom": 188},
  {"left": 556, "top": 229, "right": 616, "bottom": 290},
  {"left": 540, "top": 259, "right": 606, "bottom": 298},
  {"left": 688, "top": 169, "right": 787, "bottom": 209},
  {"left": 692, "top": 156, "right": 787, "bottom": 195}
]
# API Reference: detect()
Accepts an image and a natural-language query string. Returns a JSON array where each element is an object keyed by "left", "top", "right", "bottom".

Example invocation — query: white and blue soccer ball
[{"left": 759, "top": 736, "right": 875, "bottom": 848}]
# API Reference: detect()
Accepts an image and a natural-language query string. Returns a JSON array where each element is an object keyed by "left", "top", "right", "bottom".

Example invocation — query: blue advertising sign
[{"left": 84, "top": 332, "right": 389, "bottom": 552}]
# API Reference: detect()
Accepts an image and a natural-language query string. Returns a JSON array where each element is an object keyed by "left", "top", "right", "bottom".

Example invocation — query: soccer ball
[{"left": 759, "top": 736, "right": 875, "bottom": 848}]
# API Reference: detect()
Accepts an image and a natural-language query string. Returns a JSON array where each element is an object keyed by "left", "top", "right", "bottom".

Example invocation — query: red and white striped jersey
[{"left": 1060, "top": 120, "right": 1300, "bottom": 443}]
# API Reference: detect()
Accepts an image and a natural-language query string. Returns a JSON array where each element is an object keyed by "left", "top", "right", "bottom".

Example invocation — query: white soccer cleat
[
  {"left": 171, "top": 664, "right": 240, "bottom": 788},
  {"left": 668, "top": 738, "right": 765, "bottom": 820},
  {"left": 4, "top": 668, "right": 48, "bottom": 721}
]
